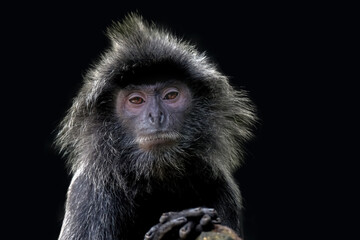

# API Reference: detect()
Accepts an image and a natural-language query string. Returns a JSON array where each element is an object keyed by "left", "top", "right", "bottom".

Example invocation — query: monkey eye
[
  {"left": 163, "top": 91, "right": 179, "bottom": 100},
  {"left": 129, "top": 96, "right": 145, "bottom": 104}
]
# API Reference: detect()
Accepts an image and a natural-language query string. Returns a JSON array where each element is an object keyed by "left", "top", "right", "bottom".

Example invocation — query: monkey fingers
[
  {"left": 196, "top": 213, "right": 221, "bottom": 232},
  {"left": 161, "top": 207, "right": 219, "bottom": 223},
  {"left": 179, "top": 221, "right": 195, "bottom": 239},
  {"left": 144, "top": 217, "right": 187, "bottom": 240},
  {"left": 159, "top": 212, "right": 176, "bottom": 223},
  {"left": 179, "top": 214, "right": 221, "bottom": 239},
  {"left": 179, "top": 207, "right": 218, "bottom": 219}
]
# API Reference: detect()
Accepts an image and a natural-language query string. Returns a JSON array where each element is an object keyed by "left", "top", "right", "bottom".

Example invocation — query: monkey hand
[{"left": 144, "top": 207, "right": 221, "bottom": 240}]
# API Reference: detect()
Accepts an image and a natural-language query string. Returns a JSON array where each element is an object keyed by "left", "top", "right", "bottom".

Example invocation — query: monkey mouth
[{"left": 136, "top": 132, "right": 181, "bottom": 149}]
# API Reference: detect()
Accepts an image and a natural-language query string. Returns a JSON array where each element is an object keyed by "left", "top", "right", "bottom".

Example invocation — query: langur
[{"left": 56, "top": 13, "right": 257, "bottom": 240}]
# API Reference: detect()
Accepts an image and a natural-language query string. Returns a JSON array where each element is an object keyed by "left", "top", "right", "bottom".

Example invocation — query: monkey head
[{"left": 56, "top": 14, "right": 257, "bottom": 181}]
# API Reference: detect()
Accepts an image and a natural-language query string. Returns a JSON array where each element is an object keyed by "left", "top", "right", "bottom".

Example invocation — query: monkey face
[{"left": 116, "top": 80, "right": 192, "bottom": 151}]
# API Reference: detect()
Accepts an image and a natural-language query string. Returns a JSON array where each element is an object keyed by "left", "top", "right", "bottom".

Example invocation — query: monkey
[{"left": 56, "top": 13, "right": 257, "bottom": 240}]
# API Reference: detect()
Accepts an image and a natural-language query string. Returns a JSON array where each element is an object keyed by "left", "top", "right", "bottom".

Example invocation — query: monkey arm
[
  {"left": 58, "top": 173, "right": 131, "bottom": 240},
  {"left": 209, "top": 177, "right": 244, "bottom": 237}
]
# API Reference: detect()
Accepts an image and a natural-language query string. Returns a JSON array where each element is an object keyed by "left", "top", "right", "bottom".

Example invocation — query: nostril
[
  {"left": 148, "top": 113, "right": 155, "bottom": 124},
  {"left": 159, "top": 112, "right": 164, "bottom": 124}
]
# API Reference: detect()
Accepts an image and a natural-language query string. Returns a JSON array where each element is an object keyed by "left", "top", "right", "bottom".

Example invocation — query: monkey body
[
  {"left": 61, "top": 161, "right": 241, "bottom": 239},
  {"left": 56, "top": 14, "right": 256, "bottom": 240}
]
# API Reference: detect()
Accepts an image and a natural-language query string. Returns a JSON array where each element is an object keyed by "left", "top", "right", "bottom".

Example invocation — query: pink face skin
[{"left": 116, "top": 80, "right": 192, "bottom": 150}]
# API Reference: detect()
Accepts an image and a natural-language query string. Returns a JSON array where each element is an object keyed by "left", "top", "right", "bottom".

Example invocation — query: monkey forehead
[
  {"left": 121, "top": 80, "right": 187, "bottom": 92},
  {"left": 113, "top": 61, "right": 192, "bottom": 87}
]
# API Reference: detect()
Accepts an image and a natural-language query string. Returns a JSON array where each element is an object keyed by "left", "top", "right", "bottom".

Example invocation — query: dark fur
[{"left": 56, "top": 13, "right": 257, "bottom": 240}]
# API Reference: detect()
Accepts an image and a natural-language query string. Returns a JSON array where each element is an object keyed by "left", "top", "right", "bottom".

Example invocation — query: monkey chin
[{"left": 136, "top": 132, "right": 181, "bottom": 151}]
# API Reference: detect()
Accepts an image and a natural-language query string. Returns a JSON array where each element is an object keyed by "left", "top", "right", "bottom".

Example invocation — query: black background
[{"left": 3, "top": 2, "right": 355, "bottom": 240}]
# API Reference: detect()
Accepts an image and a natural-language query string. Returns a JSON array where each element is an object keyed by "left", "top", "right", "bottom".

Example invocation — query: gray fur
[{"left": 56, "top": 13, "right": 257, "bottom": 240}]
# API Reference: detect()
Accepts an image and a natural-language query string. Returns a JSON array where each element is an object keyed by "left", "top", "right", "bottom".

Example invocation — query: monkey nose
[{"left": 148, "top": 112, "right": 164, "bottom": 125}]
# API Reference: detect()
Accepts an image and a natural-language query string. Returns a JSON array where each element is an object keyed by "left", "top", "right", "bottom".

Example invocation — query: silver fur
[{"left": 56, "top": 13, "right": 257, "bottom": 240}]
